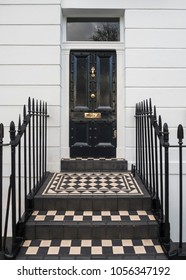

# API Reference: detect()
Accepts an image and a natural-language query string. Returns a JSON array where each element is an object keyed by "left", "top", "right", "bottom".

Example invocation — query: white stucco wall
[{"left": 0, "top": 0, "right": 186, "bottom": 241}]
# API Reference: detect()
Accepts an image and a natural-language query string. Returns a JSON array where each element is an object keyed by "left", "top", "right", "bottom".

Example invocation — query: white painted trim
[{"left": 60, "top": 15, "right": 126, "bottom": 159}]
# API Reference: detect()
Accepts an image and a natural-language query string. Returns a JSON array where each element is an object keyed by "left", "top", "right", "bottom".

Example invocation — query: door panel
[{"left": 70, "top": 50, "right": 117, "bottom": 158}]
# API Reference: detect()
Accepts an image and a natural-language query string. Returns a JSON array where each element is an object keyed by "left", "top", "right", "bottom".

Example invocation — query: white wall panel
[
  {"left": 125, "top": 108, "right": 186, "bottom": 128},
  {"left": 125, "top": 10, "right": 186, "bottom": 29},
  {"left": 48, "top": 127, "right": 60, "bottom": 147},
  {"left": 126, "top": 88, "right": 186, "bottom": 108},
  {"left": 0, "top": 65, "right": 60, "bottom": 85},
  {"left": 0, "top": 46, "right": 60, "bottom": 64},
  {"left": 126, "top": 29, "right": 186, "bottom": 48},
  {"left": 126, "top": 49, "right": 186, "bottom": 68},
  {"left": 0, "top": 26, "right": 60, "bottom": 45},
  {"left": 126, "top": 69, "right": 186, "bottom": 87},
  {"left": 0, "top": 0, "right": 60, "bottom": 4},
  {"left": 0, "top": 5, "right": 60, "bottom": 24},
  {"left": 61, "top": 0, "right": 186, "bottom": 10},
  {"left": 0, "top": 86, "right": 60, "bottom": 105}
]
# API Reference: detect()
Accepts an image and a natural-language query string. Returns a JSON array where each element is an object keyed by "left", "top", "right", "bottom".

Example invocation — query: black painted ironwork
[
  {"left": 0, "top": 97, "right": 49, "bottom": 259},
  {"left": 134, "top": 98, "right": 186, "bottom": 259}
]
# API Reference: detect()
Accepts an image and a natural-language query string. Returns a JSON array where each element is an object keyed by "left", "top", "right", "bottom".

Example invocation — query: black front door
[{"left": 70, "top": 50, "right": 117, "bottom": 158}]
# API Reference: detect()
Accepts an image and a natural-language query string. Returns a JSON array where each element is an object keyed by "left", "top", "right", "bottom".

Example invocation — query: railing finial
[{"left": 177, "top": 124, "right": 184, "bottom": 143}]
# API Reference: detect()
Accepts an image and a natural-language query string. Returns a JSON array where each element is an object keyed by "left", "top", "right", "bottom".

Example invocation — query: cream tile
[
  {"left": 81, "top": 240, "right": 92, "bottom": 247},
  {"left": 47, "top": 247, "right": 60, "bottom": 255},
  {"left": 92, "top": 216, "right": 102, "bottom": 221},
  {"left": 155, "top": 245, "right": 164, "bottom": 253},
  {"left": 111, "top": 215, "right": 121, "bottom": 221},
  {"left": 35, "top": 215, "right": 45, "bottom": 221},
  {"left": 47, "top": 210, "right": 57, "bottom": 216},
  {"left": 102, "top": 240, "right": 112, "bottom": 246},
  {"left": 113, "top": 246, "right": 124, "bottom": 254},
  {"left": 26, "top": 247, "right": 39, "bottom": 255},
  {"left": 83, "top": 211, "right": 93, "bottom": 216},
  {"left": 65, "top": 211, "right": 75, "bottom": 216},
  {"left": 130, "top": 215, "right": 140, "bottom": 221},
  {"left": 54, "top": 215, "right": 64, "bottom": 221},
  {"left": 22, "top": 240, "right": 31, "bottom": 247},
  {"left": 69, "top": 247, "right": 81, "bottom": 255},
  {"left": 32, "top": 211, "right": 39, "bottom": 216},
  {"left": 122, "top": 240, "right": 133, "bottom": 246},
  {"left": 137, "top": 210, "right": 147, "bottom": 215},
  {"left": 91, "top": 247, "right": 102, "bottom": 255},
  {"left": 40, "top": 240, "right": 51, "bottom": 247},
  {"left": 73, "top": 216, "right": 83, "bottom": 221},
  {"left": 119, "top": 211, "right": 129, "bottom": 216},
  {"left": 142, "top": 239, "right": 153, "bottom": 246},
  {"left": 101, "top": 211, "right": 110, "bottom": 216},
  {"left": 134, "top": 246, "right": 146, "bottom": 254},
  {"left": 148, "top": 215, "right": 156, "bottom": 221},
  {"left": 60, "top": 240, "right": 72, "bottom": 247}
]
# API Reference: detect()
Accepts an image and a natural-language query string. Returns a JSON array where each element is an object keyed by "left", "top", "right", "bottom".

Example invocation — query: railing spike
[
  {"left": 149, "top": 98, "right": 152, "bottom": 113},
  {"left": 28, "top": 97, "right": 31, "bottom": 113},
  {"left": 10, "top": 121, "right": 16, "bottom": 141},
  {"left": 0, "top": 123, "right": 4, "bottom": 139},
  {"left": 177, "top": 124, "right": 184, "bottom": 142},
  {"left": 146, "top": 99, "right": 149, "bottom": 111},
  {"left": 158, "top": 115, "right": 162, "bottom": 131},
  {"left": 154, "top": 105, "right": 157, "bottom": 119},
  {"left": 18, "top": 115, "right": 21, "bottom": 134},
  {"left": 32, "top": 98, "right": 35, "bottom": 114},
  {"left": 23, "top": 105, "right": 26, "bottom": 122},
  {"left": 163, "top": 122, "right": 169, "bottom": 145}
]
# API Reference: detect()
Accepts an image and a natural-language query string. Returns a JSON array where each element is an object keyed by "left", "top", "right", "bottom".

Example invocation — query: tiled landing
[
  {"left": 17, "top": 239, "right": 166, "bottom": 260},
  {"left": 42, "top": 172, "right": 142, "bottom": 196}
]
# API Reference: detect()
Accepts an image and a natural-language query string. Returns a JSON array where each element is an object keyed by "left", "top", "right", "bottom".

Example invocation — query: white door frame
[
  {"left": 60, "top": 13, "right": 125, "bottom": 159},
  {"left": 60, "top": 42, "right": 125, "bottom": 159}
]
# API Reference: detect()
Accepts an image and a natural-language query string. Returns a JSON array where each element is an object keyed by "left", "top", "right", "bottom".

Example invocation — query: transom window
[{"left": 67, "top": 18, "right": 120, "bottom": 41}]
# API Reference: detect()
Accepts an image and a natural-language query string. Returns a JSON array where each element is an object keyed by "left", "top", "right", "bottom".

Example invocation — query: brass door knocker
[{"left": 91, "top": 66, "right": 95, "bottom": 78}]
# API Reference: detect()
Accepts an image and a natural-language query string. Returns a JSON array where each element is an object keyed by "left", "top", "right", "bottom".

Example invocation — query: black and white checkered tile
[
  {"left": 31, "top": 210, "right": 155, "bottom": 222},
  {"left": 43, "top": 172, "right": 143, "bottom": 196},
  {"left": 18, "top": 239, "right": 164, "bottom": 259}
]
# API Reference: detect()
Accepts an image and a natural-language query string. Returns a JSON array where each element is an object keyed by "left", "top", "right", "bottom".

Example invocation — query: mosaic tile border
[
  {"left": 19, "top": 239, "right": 164, "bottom": 258},
  {"left": 31, "top": 210, "right": 155, "bottom": 222},
  {"left": 42, "top": 172, "right": 143, "bottom": 196}
]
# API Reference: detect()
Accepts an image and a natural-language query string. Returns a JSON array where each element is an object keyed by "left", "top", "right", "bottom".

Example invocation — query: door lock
[
  {"left": 113, "top": 129, "right": 117, "bottom": 139},
  {"left": 90, "top": 93, "right": 96, "bottom": 99}
]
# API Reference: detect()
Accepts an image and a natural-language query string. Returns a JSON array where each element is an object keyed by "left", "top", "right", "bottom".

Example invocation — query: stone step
[
  {"left": 34, "top": 172, "right": 151, "bottom": 211},
  {"left": 61, "top": 158, "right": 128, "bottom": 172},
  {"left": 25, "top": 210, "right": 159, "bottom": 240},
  {"left": 17, "top": 238, "right": 167, "bottom": 260}
]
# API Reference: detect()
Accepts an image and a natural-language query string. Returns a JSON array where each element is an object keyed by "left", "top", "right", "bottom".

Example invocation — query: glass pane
[{"left": 67, "top": 18, "right": 120, "bottom": 41}]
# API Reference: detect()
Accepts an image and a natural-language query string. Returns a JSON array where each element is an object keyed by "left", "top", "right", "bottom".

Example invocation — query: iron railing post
[
  {"left": 159, "top": 115, "right": 164, "bottom": 221},
  {"left": 163, "top": 123, "right": 170, "bottom": 244},
  {"left": 177, "top": 124, "right": 184, "bottom": 249},
  {"left": 0, "top": 123, "right": 4, "bottom": 252},
  {"left": 9, "top": 121, "right": 16, "bottom": 250}
]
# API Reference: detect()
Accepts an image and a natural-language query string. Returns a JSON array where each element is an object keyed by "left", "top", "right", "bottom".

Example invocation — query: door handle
[{"left": 90, "top": 93, "right": 96, "bottom": 99}]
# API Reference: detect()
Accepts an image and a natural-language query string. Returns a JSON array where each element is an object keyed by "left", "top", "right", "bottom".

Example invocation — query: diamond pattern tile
[{"left": 42, "top": 172, "right": 143, "bottom": 196}]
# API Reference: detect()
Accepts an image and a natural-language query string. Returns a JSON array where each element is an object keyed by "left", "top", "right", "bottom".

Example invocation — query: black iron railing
[
  {"left": 0, "top": 97, "right": 48, "bottom": 259},
  {"left": 134, "top": 99, "right": 185, "bottom": 259}
]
